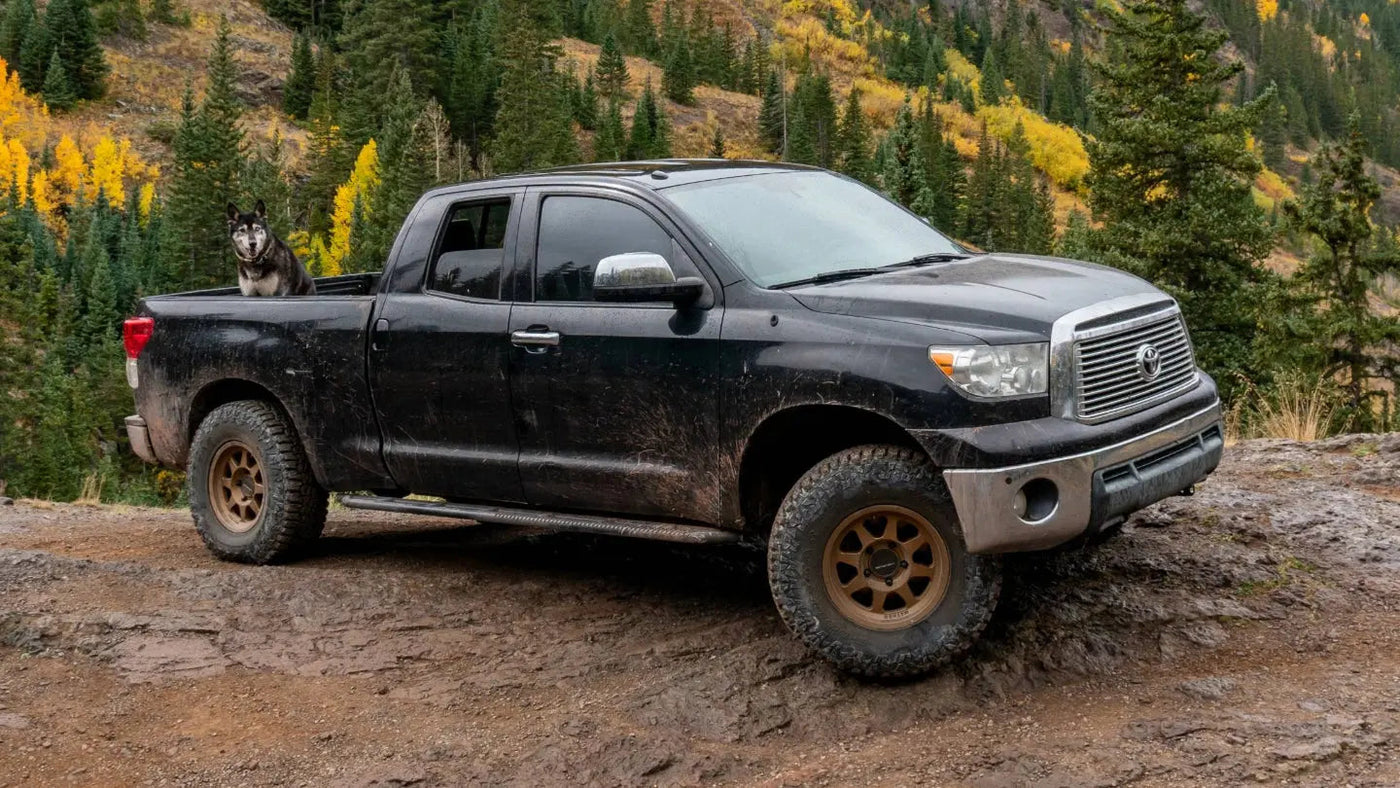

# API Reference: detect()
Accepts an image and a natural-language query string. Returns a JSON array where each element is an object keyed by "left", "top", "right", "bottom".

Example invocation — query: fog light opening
[{"left": 1014, "top": 478, "right": 1059, "bottom": 524}]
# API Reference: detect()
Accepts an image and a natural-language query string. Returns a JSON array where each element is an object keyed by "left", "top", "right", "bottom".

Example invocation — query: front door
[
  {"left": 370, "top": 193, "right": 524, "bottom": 502},
  {"left": 508, "top": 189, "right": 724, "bottom": 524}
]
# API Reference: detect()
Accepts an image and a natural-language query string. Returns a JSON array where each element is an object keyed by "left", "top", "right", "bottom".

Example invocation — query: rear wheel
[
  {"left": 188, "top": 400, "right": 328, "bottom": 564},
  {"left": 767, "top": 445, "right": 1001, "bottom": 678}
]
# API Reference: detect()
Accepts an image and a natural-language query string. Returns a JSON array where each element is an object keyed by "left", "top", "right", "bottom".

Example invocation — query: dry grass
[
  {"left": 1227, "top": 375, "right": 1340, "bottom": 444},
  {"left": 74, "top": 0, "right": 298, "bottom": 174}
]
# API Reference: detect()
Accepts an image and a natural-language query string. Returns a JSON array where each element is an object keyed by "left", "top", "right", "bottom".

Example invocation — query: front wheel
[
  {"left": 187, "top": 400, "right": 328, "bottom": 564},
  {"left": 767, "top": 445, "right": 1001, "bottom": 678}
]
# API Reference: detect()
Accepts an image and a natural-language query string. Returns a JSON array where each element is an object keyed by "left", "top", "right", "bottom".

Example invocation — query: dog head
[{"left": 227, "top": 200, "right": 271, "bottom": 263}]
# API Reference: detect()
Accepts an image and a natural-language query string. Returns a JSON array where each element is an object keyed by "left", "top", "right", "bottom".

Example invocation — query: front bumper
[
  {"left": 125, "top": 415, "right": 158, "bottom": 464},
  {"left": 941, "top": 403, "right": 1223, "bottom": 554}
]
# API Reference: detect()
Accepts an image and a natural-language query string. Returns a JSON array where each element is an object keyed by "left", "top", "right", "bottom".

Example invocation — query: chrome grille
[{"left": 1073, "top": 309, "right": 1198, "bottom": 423}]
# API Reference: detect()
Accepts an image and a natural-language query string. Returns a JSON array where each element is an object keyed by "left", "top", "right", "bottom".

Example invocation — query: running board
[{"left": 336, "top": 495, "right": 742, "bottom": 545}]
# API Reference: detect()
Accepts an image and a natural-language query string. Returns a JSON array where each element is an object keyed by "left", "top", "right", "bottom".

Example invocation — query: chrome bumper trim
[
  {"left": 125, "top": 415, "right": 157, "bottom": 464},
  {"left": 943, "top": 401, "right": 1222, "bottom": 554}
]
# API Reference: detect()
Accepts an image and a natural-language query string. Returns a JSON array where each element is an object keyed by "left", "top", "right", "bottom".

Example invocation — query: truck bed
[{"left": 132, "top": 271, "right": 392, "bottom": 490}]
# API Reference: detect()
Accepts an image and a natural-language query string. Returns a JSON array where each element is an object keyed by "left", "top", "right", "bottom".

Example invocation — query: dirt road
[{"left": 2, "top": 436, "right": 1398, "bottom": 787}]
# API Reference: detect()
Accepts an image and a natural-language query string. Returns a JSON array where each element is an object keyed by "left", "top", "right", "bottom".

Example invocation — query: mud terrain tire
[
  {"left": 767, "top": 445, "right": 1001, "bottom": 678},
  {"left": 188, "top": 400, "right": 328, "bottom": 564}
]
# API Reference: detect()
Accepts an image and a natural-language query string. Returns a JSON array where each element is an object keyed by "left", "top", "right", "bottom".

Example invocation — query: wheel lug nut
[
  {"left": 863, "top": 569, "right": 871, "bottom": 577},
  {"left": 884, "top": 578, "right": 893, "bottom": 586},
  {"left": 900, "top": 560, "right": 908, "bottom": 568},
  {"left": 865, "top": 546, "right": 873, "bottom": 554}
]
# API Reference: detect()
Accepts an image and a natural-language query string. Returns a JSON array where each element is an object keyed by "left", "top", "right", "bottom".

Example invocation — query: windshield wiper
[
  {"left": 770, "top": 268, "right": 889, "bottom": 289},
  {"left": 884, "top": 252, "right": 971, "bottom": 268}
]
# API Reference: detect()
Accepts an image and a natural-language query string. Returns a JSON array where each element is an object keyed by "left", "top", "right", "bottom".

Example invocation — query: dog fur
[{"left": 228, "top": 200, "right": 316, "bottom": 297}]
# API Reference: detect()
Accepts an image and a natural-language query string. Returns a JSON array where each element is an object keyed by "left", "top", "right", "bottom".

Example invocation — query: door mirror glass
[{"left": 593, "top": 252, "right": 704, "bottom": 306}]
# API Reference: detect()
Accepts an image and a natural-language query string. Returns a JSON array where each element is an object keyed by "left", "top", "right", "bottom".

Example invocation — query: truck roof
[{"left": 424, "top": 159, "right": 821, "bottom": 197}]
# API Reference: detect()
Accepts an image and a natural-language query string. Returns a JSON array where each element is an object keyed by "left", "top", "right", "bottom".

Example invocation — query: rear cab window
[{"left": 429, "top": 198, "right": 513, "bottom": 300}]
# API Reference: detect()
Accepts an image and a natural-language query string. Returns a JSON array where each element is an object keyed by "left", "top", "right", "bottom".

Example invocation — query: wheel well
[
  {"left": 188, "top": 379, "right": 289, "bottom": 442},
  {"left": 738, "top": 405, "right": 925, "bottom": 534}
]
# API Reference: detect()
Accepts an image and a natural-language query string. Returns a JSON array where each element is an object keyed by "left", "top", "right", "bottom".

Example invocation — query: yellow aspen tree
[
  {"left": 30, "top": 169, "right": 54, "bottom": 216},
  {"left": 88, "top": 135, "right": 126, "bottom": 205},
  {"left": 0, "top": 60, "right": 48, "bottom": 148},
  {"left": 325, "top": 139, "right": 379, "bottom": 277},
  {"left": 0, "top": 138, "right": 13, "bottom": 198},
  {"left": 138, "top": 181, "right": 155, "bottom": 224},
  {"left": 1256, "top": 0, "right": 1278, "bottom": 22},
  {"left": 51, "top": 135, "right": 86, "bottom": 206},
  {"left": 6, "top": 138, "right": 28, "bottom": 204}
]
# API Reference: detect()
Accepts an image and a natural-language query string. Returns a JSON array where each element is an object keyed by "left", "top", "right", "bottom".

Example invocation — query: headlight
[{"left": 928, "top": 343, "right": 1048, "bottom": 398}]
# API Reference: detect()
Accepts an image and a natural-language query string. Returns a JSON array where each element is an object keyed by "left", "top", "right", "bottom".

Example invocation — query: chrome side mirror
[{"left": 593, "top": 252, "right": 704, "bottom": 306}]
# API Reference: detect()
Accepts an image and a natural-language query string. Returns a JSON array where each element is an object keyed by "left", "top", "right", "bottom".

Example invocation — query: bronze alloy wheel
[
  {"left": 821, "top": 504, "right": 952, "bottom": 631},
  {"left": 208, "top": 440, "right": 266, "bottom": 534}
]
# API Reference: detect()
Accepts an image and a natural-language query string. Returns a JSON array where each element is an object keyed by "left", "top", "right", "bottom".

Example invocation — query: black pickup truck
[{"left": 124, "top": 160, "right": 1223, "bottom": 677}]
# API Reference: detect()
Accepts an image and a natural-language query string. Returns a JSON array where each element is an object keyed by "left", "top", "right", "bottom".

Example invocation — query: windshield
[{"left": 662, "top": 170, "right": 964, "bottom": 287}]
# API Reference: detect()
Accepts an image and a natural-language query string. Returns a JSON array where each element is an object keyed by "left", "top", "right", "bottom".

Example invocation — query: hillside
[{"left": 1, "top": 0, "right": 1398, "bottom": 507}]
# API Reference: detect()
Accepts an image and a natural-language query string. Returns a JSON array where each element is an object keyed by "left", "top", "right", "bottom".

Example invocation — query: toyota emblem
[{"left": 1136, "top": 344, "right": 1162, "bottom": 381}]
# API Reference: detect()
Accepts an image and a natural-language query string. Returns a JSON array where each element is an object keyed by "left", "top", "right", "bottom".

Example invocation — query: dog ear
[
  {"left": 254, "top": 199, "right": 267, "bottom": 219},
  {"left": 226, "top": 202, "right": 240, "bottom": 223}
]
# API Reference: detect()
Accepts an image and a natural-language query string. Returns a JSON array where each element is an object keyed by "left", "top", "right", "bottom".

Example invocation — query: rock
[
  {"left": 1271, "top": 737, "right": 1343, "bottom": 762},
  {"left": 1379, "top": 434, "right": 1400, "bottom": 454},
  {"left": 0, "top": 496, "right": 13, "bottom": 505},
  {"left": 0, "top": 712, "right": 30, "bottom": 729},
  {"left": 1178, "top": 676, "right": 1238, "bottom": 701}
]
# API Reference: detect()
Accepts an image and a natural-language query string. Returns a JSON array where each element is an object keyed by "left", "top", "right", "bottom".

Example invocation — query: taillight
[{"left": 123, "top": 317, "right": 154, "bottom": 358}]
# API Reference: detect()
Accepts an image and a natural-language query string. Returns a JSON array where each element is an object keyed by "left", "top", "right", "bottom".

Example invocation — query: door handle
[
  {"left": 371, "top": 318, "right": 390, "bottom": 351},
  {"left": 511, "top": 328, "right": 561, "bottom": 353}
]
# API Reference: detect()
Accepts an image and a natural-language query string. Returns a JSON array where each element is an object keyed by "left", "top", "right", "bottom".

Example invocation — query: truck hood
[{"left": 788, "top": 253, "right": 1165, "bottom": 340}]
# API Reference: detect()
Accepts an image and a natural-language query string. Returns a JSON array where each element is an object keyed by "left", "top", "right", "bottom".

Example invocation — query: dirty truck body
[{"left": 125, "top": 161, "right": 1223, "bottom": 677}]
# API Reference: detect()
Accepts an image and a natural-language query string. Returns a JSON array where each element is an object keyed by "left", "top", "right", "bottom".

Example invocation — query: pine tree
[
  {"left": 960, "top": 124, "right": 1005, "bottom": 248},
  {"left": 1256, "top": 83, "right": 1287, "bottom": 169},
  {"left": 1, "top": 0, "right": 36, "bottom": 68},
  {"left": 594, "top": 97, "right": 627, "bottom": 161},
  {"left": 786, "top": 98, "right": 815, "bottom": 164},
  {"left": 880, "top": 97, "right": 929, "bottom": 208},
  {"left": 444, "top": 8, "right": 500, "bottom": 169},
  {"left": 1086, "top": 0, "right": 1276, "bottom": 401},
  {"left": 283, "top": 34, "right": 315, "bottom": 120},
  {"left": 41, "top": 50, "right": 77, "bottom": 110},
  {"left": 95, "top": 0, "right": 146, "bottom": 40},
  {"left": 709, "top": 122, "right": 725, "bottom": 158},
  {"left": 491, "top": 0, "right": 578, "bottom": 173},
  {"left": 759, "top": 69, "right": 785, "bottom": 156},
  {"left": 362, "top": 66, "right": 432, "bottom": 269},
  {"left": 1283, "top": 116, "right": 1400, "bottom": 429},
  {"left": 978, "top": 47, "right": 1004, "bottom": 106},
  {"left": 337, "top": 0, "right": 443, "bottom": 104},
  {"left": 18, "top": 18, "right": 51, "bottom": 92},
  {"left": 43, "top": 0, "right": 108, "bottom": 100},
  {"left": 662, "top": 31, "right": 696, "bottom": 105},
  {"left": 242, "top": 129, "right": 292, "bottom": 228},
  {"left": 621, "top": 0, "right": 657, "bottom": 57},
  {"left": 835, "top": 88, "right": 872, "bottom": 184},
  {"left": 160, "top": 19, "right": 245, "bottom": 287},
  {"left": 596, "top": 32, "right": 630, "bottom": 99},
  {"left": 149, "top": 0, "right": 179, "bottom": 25},
  {"left": 575, "top": 68, "right": 599, "bottom": 130},
  {"left": 627, "top": 80, "right": 670, "bottom": 158}
]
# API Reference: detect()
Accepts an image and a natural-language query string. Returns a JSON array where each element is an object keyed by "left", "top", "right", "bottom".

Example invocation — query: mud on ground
[{"left": 1, "top": 436, "right": 1398, "bottom": 787}]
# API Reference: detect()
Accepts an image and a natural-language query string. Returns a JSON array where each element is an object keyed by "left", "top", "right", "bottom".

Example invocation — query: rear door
[
  {"left": 507, "top": 187, "right": 725, "bottom": 524},
  {"left": 369, "top": 190, "right": 525, "bottom": 501}
]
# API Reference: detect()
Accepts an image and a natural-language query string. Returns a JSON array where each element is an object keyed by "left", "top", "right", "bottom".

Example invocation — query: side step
[{"left": 337, "top": 495, "right": 742, "bottom": 545}]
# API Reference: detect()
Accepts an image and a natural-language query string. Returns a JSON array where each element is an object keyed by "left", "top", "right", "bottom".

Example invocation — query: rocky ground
[{"left": 1, "top": 436, "right": 1398, "bottom": 787}]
